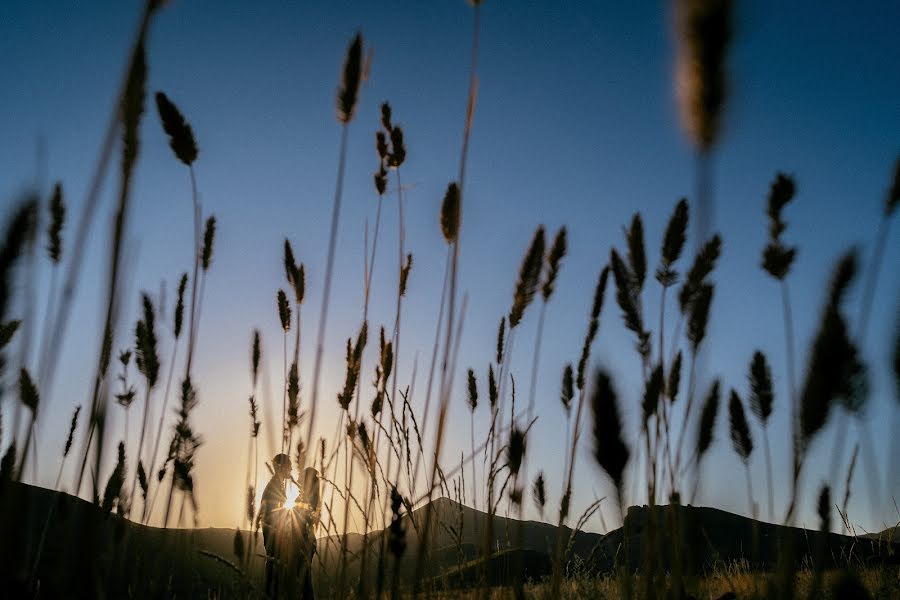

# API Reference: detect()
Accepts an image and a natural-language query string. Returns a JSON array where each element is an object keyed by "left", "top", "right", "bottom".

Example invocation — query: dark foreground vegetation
[{"left": 2, "top": 481, "right": 897, "bottom": 598}]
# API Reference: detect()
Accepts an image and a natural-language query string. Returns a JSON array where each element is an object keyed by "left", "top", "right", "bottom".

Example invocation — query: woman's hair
[{"left": 301, "top": 467, "right": 320, "bottom": 511}]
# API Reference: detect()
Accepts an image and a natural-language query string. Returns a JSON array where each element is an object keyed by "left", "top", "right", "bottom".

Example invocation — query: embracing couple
[{"left": 260, "top": 453, "right": 321, "bottom": 599}]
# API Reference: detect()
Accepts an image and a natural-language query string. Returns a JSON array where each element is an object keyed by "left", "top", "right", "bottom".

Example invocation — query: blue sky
[{"left": 1, "top": 0, "right": 898, "bottom": 534}]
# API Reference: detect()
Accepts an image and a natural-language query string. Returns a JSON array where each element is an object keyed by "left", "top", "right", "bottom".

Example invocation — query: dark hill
[{"left": 1, "top": 481, "right": 896, "bottom": 597}]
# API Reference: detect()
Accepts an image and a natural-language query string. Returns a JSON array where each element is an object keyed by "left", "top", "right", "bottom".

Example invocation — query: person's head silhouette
[{"left": 272, "top": 453, "right": 292, "bottom": 481}]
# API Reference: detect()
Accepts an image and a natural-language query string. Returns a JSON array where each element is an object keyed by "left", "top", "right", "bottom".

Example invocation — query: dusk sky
[{"left": 1, "top": 0, "right": 898, "bottom": 535}]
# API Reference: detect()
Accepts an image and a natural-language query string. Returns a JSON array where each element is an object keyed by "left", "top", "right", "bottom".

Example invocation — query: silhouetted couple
[{"left": 261, "top": 454, "right": 320, "bottom": 599}]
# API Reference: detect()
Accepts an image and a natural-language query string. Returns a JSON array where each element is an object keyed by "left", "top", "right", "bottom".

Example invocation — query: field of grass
[{"left": 1, "top": 0, "right": 898, "bottom": 598}]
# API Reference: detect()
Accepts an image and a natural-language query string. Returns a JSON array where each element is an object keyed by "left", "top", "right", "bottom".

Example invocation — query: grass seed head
[
  {"left": 532, "top": 471, "right": 546, "bottom": 513},
  {"left": 137, "top": 460, "right": 148, "bottom": 498},
  {"left": 0, "top": 199, "right": 38, "bottom": 329},
  {"left": 121, "top": 43, "right": 146, "bottom": 177},
  {"left": 577, "top": 266, "right": 610, "bottom": 390},
  {"left": 561, "top": 364, "right": 574, "bottom": 412},
  {"left": 509, "top": 226, "right": 546, "bottom": 328},
  {"left": 589, "top": 369, "right": 630, "bottom": 493},
  {"left": 251, "top": 330, "right": 261, "bottom": 386},
  {"left": 625, "top": 213, "right": 647, "bottom": 291},
  {"left": 277, "top": 289, "right": 291, "bottom": 332},
  {"left": 668, "top": 351, "right": 683, "bottom": 402},
  {"left": 47, "top": 182, "right": 65, "bottom": 263},
  {"left": 467, "top": 368, "right": 478, "bottom": 411},
  {"left": 748, "top": 350, "right": 773, "bottom": 424},
  {"left": 541, "top": 226, "right": 568, "bottom": 301},
  {"left": 800, "top": 251, "right": 864, "bottom": 449},
  {"left": 380, "top": 102, "right": 393, "bottom": 132},
  {"left": 440, "top": 182, "right": 461, "bottom": 244},
  {"left": 201, "top": 215, "right": 216, "bottom": 271},
  {"left": 388, "top": 126, "right": 406, "bottom": 167},
  {"left": 507, "top": 426, "right": 526, "bottom": 476},
  {"left": 886, "top": 155, "right": 899, "bottom": 216},
  {"left": 728, "top": 388, "right": 753, "bottom": 463},
  {"left": 496, "top": 317, "right": 505, "bottom": 365},
  {"left": 642, "top": 363, "right": 664, "bottom": 426},
  {"left": 336, "top": 33, "right": 363, "bottom": 124},
  {"left": 288, "top": 361, "right": 299, "bottom": 427},
  {"left": 154, "top": 92, "right": 197, "bottom": 166},
  {"left": 678, "top": 234, "right": 721, "bottom": 314},
  {"left": 674, "top": 0, "right": 733, "bottom": 151},
  {"left": 817, "top": 484, "right": 831, "bottom": 533},
  {"left": 697, "top": 379, "right": 721, "bottom": 457},
  {"left": 174, "top": 273, "right": 188, "bottom": 339},
  {"left": 19, "top": 368, "right": 39, "bottom": 416},
  {"left": 657, "top": 198, "right": 689, "bottom": 287},
  {"left": 399, "top": 253, "right": 412, "bottom": 296},
  {"left": 64, "top": 405, "right": 81, "bottom": 457},
  {"left": 135, "top": 293, "right": 160, "bottom": 387},
  {"left": 375, "top": 130, "right": 389, "bottom": 160},
  {"left": 687, "top": 282, "right": 714, "bottom": 353},
  {"left": 488, "top": 364, "right": 498, "bottom": 409}
]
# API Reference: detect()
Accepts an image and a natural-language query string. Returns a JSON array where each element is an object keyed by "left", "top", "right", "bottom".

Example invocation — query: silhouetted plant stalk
[
  {"left": 37, "top": 0, "right": 163, "bottom": 405},
  {"left": 410, "top": 204, "right": 454, "bottom": 497},
  {"left": 36, "top": 183, "right": 65, "bottom": 392},
  {"left": 283, "top": 239, "right": 304, "bottom": 452},
  {"left": 304, "top": 35, "right": 365, "bottom": 500},
  {"left": 761, "top": 173, "right": 799, "bottom": 509},
  {"left": 675, "top": 0, "right": 732, "bottom": 248},
  {"left": 786, "top": 250, "right": 862, "bottom": 524},
  {"left": 129, "top": 293, "right": 160, "bottom": 515},
  {"left": 277, "top": 288, "right": 290, "bottom": 452},
  {"left": 748, "top": 350, "right": 775, "bottom": 521},
  {"left": 155, "top": 89, "right": 200, "bottom": 379},
  {"left": 655, "top": 198, "right": 688, "bottom": 495},
  {"left": 74, "top": 39, "right": 147, "bottom": 498},
  {"left": 549, "top": 266, "right": 608, "bottom": 598},
  {"left": 144, "top": 271, "right": 186, "bottom": 523},
  {"left": 672, "top": 233, "right": 721, "bottom": 482},
  {"left": 691, "top": 379, "right": 720, "bottom": 503},
  {"left": 54, "top": 405, "right": 80, "bottom": 489},
  {"left": 728, "top": 388, "right": 755, "bottom": 517}
]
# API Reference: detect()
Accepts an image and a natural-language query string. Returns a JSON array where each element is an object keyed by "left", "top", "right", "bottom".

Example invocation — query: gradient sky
[{"left": 1, "top": 0, "right": 898, "bottom": 535}]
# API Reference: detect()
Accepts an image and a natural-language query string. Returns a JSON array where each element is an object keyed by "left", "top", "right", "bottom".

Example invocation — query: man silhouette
[{"left": 261, "top": 453, "right": 292, "bottom": 596}]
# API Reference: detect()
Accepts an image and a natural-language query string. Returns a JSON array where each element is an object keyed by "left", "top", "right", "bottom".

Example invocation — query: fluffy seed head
[
  {"left": 47, "top": 182, "right": 65, "bottom": 264},
  {"left": 174, "top": 273, "right": 188, "bottom": 339},
  {"left": 589, "top": 369, "right": 630, "bottom": 492},
  {"left": 336, "top": 33, "right": 364, "bottom": 124},
  {"left": 466, "top": 368, "right": 478, "bottom": 411},
  {"left": 674, "top": 0, "right": 733, "bottom": 151},
  {"left": 201, "top": 215, "right": 216, "bottom": 271},
  {"left": 440, "top": 182, "right": 461, "bottom": 244},
  {"left": 155, "top": 92, "right": 198, "bottom": 166},
  {"left": 509, "top": 226, "right": 546, "bottom": 328},
  {"left": 748, "top": 350, "right": 773, "bottom": 424},
  {"left": 277, "top": 290, "right": 291, "bottom": 332},
  {"left": 561, "top": 364, "right": 574, "bottom": 412},
  {"left": 728, "top": 388, "right": 753, "bottom": 462},
  {"left": 697, "top": 379, "right": 721, "bottom": 457},
  {"left": 657, "top": 198, "right": 689, "bottom": 287},
  {"left": 541, "top": 227, "right": 568, "bottom": 301}
]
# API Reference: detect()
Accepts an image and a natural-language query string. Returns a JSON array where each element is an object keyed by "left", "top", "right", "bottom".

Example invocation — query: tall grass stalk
[
  {"left": 74, "top": 38, "right": 147, "bottom": 498},
  {"left": 144, "top": 272, "right": 187, "bottom": 523},
  {"left": 36, "top": 0, "right": 162, "bottom": 407},
  {"left": 303, "top": 33, "right": 363, "bottom": 474}
]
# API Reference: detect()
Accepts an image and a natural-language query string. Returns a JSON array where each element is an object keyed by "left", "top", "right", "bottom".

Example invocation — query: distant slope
[{"left": 1, "top": 481, "right": 897, "bottom": 596}]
